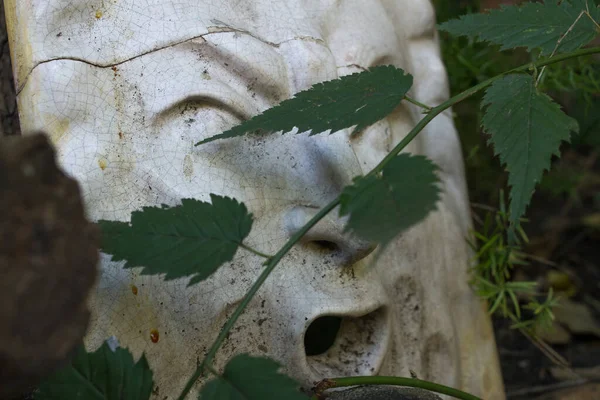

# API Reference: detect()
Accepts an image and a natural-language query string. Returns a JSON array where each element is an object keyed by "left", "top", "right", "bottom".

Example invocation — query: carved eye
[{"left": 154, "top": 97, "right": 248, "bottom": 144}]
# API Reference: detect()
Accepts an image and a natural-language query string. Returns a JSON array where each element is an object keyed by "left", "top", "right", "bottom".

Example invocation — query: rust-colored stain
[
  {"left": 118, "top": 131, "right": 124, "bottom": 139},
  {"left": 150, "top": 329, "right": 160, "bottom": 343},
  {"left": 95, "top": 10, "right": 103, "bottom": 19},
  {"left": 130, "top": 285, "right": 138, "bottom": 295},
  {"left": 98, "top": 159, "right": 107, "bottom": 171},
  {"left": 111, "top": 66, "right": 119, "bottom": 77}
]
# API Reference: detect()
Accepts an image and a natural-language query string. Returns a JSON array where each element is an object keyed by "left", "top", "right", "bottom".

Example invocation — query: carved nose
[{"left": 284, "top": 206, "right": 376, "bottom": 265}]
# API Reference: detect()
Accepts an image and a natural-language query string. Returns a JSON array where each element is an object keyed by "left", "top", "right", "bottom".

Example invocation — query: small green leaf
[
  {"left": 339, "top": 154, "right": 441, "bottom": 246},
  {"left": 36, "top": 341, "right": 153, "bottom": 400},
  {"left": 439, "top": 0, "right": 600, "bottom": 55},
  {"left": 197, "top": 66, "right": 413, "bottom": 145},
  {"left": 199, "top": 355, "right": 309, "bottom": 400},
  {"left": 481, "top": 74, "right": 578, "bottom": 228},
  {"left": 98, "top": 195, "right": 253, "bottom": 286}
]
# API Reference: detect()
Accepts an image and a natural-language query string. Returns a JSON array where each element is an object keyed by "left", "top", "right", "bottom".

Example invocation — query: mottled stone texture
[{"left": 0, "top": 134, "right": 97, "bottom": 398}]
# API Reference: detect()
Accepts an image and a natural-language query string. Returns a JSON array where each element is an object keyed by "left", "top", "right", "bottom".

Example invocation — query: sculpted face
[{"left": 6, "top": 0, "right": 504, "bottom": 398}]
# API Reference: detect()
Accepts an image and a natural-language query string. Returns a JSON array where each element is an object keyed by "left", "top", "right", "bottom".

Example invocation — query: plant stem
[
  {"left": 175, "top": 45, "right": 600, "bottom": 400},
  {"left": 312, "top": 376, "right": 482, "bottom": 400},
  {"left": 239, "top": 243, "right": 273, "bottom": 259},
  {"left": 403, "top": 95, "right": 432, "bottom": 111},
  {"left": 370, "top": 46, "right": 600, "bottom": 177},
  {"left": 176, "top": 199, "right": 340, "bottom": 400}
]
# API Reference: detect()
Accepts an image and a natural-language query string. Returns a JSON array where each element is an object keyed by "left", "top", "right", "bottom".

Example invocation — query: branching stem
[
  {"left": 403, "top": 95, "right": 433, "bottom": 112},
  {"left": 239, "top": 243, "right": 273, "bottom": 259},
  {"left": 176, "top": 199, "right": 339, "bottom": 400},
  {"left": 175, "top": 45, "right": 600, "bottom": 400},
  {"left": 537, "top": 6, "right": 600, "bottom": 86},
  {"left": 311, "top": 376, "right": 483, "bottom": 400},
  {"left": 370, "top": 46, "right": 600, "bottom": 178}
]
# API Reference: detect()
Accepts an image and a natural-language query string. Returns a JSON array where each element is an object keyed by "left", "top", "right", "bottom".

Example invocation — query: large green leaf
[
  {"left": 339, "top": 154, "right": 441, "bottom": 246},
  {"left": 439, "top": 0, "right": 600, "bottom": 56},
  {"left": 98, "top": 195, "right": 253, "bottom": 286},
  {"left": 481, "top": 74, "right": 578, "bottom": 227},
  {"left": 196, "top": 66, "right": 413, "bottom": 145},
  {"left": 199, "top": 355, "right": 309, "bottom": 400},
  {"left": 36, "top": 341, "right": 153, "bottom": 400}
]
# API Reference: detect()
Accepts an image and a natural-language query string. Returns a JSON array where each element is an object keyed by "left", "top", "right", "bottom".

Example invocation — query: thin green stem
[
  {"left": 175, "top": 45, "right": 600, "bottom": 400},
  {"left": 239, "top": 243, "right": 273, "bottom": 259},
  {"left": 176, "top": 199, "right": 340, "bottom": 400},
  {"left": 403, "top": 95, "right": 432, "bottom": 111},
  {"left": 368, "top": 46, "right": 600, "bottom": 177},
  {"left": 312, "top": 376, "right": 482, "bottom": 400}
]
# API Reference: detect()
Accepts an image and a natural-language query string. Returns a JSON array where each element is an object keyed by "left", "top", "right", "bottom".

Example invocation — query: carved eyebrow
[
  {"left": 149, "top": 34, "right": 290, "bottom": 122},
  {"left": 152, "top": 92, "right": 253, "bottom": 127}
]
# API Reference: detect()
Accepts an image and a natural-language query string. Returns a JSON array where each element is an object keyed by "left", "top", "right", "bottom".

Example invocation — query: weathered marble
[{"left": 4, "top": 0, "right": 505, "bottom": 398}]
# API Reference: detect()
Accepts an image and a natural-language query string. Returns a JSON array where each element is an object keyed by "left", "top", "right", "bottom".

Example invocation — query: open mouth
[{"left": 304, "top": 307, "right": 389, "bottom": 378}]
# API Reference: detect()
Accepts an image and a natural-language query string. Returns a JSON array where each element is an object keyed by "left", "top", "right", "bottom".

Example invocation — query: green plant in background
[
  {"left": 469, "top": 193, "right": 559, "bottom": 331},
  {"left": 434, "top": 0, "right": 528, "bottom": 206},
  {"left": 435, "top": 0, "right": 600, "bottom": 204},
  {"left": 436, "top": 0, "right": 599, "bottom": 331},
  {"left": 540, "top": 55, "right": 600, "bottom": 102},
  {"left": 35, "top": 1, "right": 600, "bottom": 400}
]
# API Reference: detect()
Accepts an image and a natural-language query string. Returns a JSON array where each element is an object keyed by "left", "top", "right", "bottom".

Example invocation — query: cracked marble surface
[{"left": 5, "top": 0, "right": 505, "bottom": 398}]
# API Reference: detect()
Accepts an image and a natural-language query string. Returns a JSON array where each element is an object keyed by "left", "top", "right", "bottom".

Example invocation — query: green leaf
[
  {"left": 196, "top": 66, "right": 413, "bottom": 145},
  {"left": 98, "top": 195, "right": 253, "bottom": 286},
  {"left": 481, "top": 74, "right": 578, "bottom": 228},
  {"left": 36, "top": 341, "right": 153, "bottom": 400},
  {"left": 439, "top": 0, "right": 600, "bottom": 55},
  {"left": 339, "top": 154, "right": 441, "bottom": 246},
  {"left": 199, "top": 354, "right": 309, "bottom": 400}
]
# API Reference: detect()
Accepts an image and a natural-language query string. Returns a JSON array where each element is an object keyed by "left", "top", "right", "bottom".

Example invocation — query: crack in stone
[{"left": 15, "top": 30, "right": 325, "bottom": 95}]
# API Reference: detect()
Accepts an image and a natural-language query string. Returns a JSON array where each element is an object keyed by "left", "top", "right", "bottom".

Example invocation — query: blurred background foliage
[
  {"left": 434, "top": 0, "right": 600, "bottom": 207},
  {"left": 432, "top": 1, "right": 600, "bottom": 398}
]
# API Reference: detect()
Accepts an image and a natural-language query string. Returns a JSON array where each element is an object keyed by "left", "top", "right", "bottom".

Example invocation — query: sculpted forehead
[
  {"left": 7, "top": 0, "right": 425, "bottom": 88},
  {"left": 13, "top": 0, "right": 466, "bottom": 227}
]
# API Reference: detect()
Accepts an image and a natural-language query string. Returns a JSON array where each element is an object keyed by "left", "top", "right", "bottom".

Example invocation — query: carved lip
[{"left": 303, "top": 304, "right": 391, "bottom": 381}]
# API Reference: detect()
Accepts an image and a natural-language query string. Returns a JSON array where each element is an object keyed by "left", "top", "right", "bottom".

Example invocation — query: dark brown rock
[{"left": 0, "top": 134, "right": 98, "bottom": 398}]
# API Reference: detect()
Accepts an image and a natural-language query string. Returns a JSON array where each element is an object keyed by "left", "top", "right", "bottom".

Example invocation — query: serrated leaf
[
  {"left": 196, "top": 66, "right": 413, "bottom": 145},
  {"left": 98, "top": 195, "right": 253, "bottom": 286},
  {"left": 439, "top": 0, "right": 600, "bottom": 55},
  {"left": 339, "top": 154, "right": 441, "bottom": 246},
  {"left": 481, "top": 74, "right": 578, "bottom": 228},
  {"left": 199, "top": 354, "right": 309, "bottom": 400},
  {"left": 36, "top": 342, "right": 153, "bottom": 400}
]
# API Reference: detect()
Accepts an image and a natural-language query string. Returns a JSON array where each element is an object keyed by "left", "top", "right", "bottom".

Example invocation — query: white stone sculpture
[{"left": 5, "top": 0, "right": 505, "bottom": 398}]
